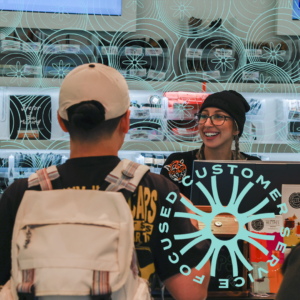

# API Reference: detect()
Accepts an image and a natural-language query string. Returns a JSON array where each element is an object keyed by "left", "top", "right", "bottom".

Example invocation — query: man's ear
[
  {"left": 57, "top": 111, "right": 68, "bottom": 133},
  {"left": 119, "top": 109, "right": 130, "bottom": 134}
]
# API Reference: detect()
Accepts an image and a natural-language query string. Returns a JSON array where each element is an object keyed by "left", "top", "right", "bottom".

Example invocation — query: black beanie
[{"left": 199, "top": 90, "right": 250, "bottom": 136}]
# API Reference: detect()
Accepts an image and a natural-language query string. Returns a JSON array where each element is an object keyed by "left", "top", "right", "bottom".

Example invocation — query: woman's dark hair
[{"left": 62, "top": 101, "right": 125, "bottom": 142}]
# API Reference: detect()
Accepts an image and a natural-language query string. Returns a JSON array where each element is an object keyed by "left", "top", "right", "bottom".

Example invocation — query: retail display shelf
[
  {"left": 0, "top": 140, "right": 70, "bottom": 150},
  {"left": 98, "top": 46, "right": 170, "bottom": 58},
  {"left": 1, "top": 78, "right": 300, "bottom": 93},
  {"left": 0, "top": 140, "right": 298, "bottom": 155},
  {"left": 0, "top": 44, "right": 95, "bottom": 55},
  {"left": 121, "top": 141, "right": 300, "bottom": 154}
]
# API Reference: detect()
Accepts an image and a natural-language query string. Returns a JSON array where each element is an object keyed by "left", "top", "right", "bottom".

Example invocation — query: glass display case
[{"left": 1, "top": 2, "right": 300, "bottom": 298}]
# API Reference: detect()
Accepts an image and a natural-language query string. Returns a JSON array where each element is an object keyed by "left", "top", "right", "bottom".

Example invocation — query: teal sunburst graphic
[
  {"left": 250, "top": 73, "right": 275, "bottom": 93},
  {"left": 261, "top": 42, "right": 286, "bottom": 65},
  {"left": 7, "top": 61, "right": 31, "bottom": 86},
  {"left": 125, "top": 0, "right": 144, "bottom": 12},
  {"left": 211, "top": 48, "right": 236, "bottom": 74},
  {"left": 170, "top": 0, "right": 194, "bottom": 21},
  {"left": 123, "top": 51, "right": 147, "bottom": 72},
  {"left": 174, "top": 175, "right": 275, "bottom": 277},
  {"left": 51, "top": 0, "right": 71, "bottom": 21},
  {"left": 49, "top": 60, "right": 71, "bottom": 84}
]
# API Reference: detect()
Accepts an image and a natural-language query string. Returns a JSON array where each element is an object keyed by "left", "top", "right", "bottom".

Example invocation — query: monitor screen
[
  {"left": 1, "top": 0, "right": 122, "bottom": 16},
  {"left": 292, "top": 0, "right": 300, "bottom": 20}
]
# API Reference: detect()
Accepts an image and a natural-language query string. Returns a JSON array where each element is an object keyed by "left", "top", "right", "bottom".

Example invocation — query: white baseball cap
[{"left": 59, "top": 63, "right": 130, "bottom": 121}]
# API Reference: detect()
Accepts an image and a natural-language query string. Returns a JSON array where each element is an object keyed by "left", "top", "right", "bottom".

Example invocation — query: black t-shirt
[
  {"left": 0, "top": 156, "right": 209, "bottom": 286},
  {"left": 160, "top": 149, "right": 261, "bottom": 199}
]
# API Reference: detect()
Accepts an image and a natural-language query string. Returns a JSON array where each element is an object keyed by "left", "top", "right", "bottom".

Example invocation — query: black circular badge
[
  {"left": 251, "top": 219, "right": 264, "bottom": 231},
  {"left": 289, "top": 193, "right": 300, "bottom": 209}
]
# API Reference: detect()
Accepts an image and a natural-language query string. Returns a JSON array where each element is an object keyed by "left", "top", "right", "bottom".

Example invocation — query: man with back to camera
[{"left": 0, "top": 63, "right": 210, "bottom": 300}]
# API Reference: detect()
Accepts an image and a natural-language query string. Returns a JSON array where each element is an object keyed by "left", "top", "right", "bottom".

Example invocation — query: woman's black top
[{"left": 160, "top": 149, "right": 261, "bottom": 199}]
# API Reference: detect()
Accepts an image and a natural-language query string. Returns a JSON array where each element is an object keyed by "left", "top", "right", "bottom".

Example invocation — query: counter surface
[{"left": 153, "top": 295, "right": 276, "bottom": 300}]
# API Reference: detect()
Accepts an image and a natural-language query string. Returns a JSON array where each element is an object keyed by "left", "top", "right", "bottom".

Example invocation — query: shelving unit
[{"left": 0, "top": 26, "right": 299, "bottom": 195}]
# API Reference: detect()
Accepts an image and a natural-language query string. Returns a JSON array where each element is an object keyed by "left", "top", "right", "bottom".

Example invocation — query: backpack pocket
[{"left": 16, "top": 222, "right": 120, "bottom": 271}]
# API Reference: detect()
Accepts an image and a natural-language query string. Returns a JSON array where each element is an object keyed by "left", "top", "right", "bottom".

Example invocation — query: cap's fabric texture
[
  {"left": 59, "top": 63, "right": 130, "bottom": 121},
  {"left": 199, "top": 90, "right": 250, "bottom": 136}
]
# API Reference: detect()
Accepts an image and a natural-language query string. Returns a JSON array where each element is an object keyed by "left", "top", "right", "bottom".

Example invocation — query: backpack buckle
[
  {"left": 121, "top": 169, "right": 134, "bottom": 178},
  {"left": 17, "top": 285, "right": 35, "bottom": 300},
  {"left": 91, "top": 293, "right": 112, "bottom": 300}
]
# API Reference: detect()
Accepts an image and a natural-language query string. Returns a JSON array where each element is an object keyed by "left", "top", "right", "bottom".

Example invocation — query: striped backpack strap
[
  {"left": 105, "top": 159, "right": 150, "bottom": 192},
  {"left": 28, "top": 166, "right": 60, "bottom": 191}
]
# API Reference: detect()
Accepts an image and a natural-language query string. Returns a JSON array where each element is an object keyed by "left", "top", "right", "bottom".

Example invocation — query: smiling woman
[{"left": 160, "top": 90, "right": 261, "bottom": 200}]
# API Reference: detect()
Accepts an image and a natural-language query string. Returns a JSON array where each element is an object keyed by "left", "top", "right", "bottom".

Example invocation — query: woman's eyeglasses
[{"left": 194, "top": 113, "right": 234, "bottom": 126}]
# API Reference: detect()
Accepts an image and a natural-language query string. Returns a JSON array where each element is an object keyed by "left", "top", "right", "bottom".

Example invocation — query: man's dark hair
[{"left": 62, "top": 100, "right": 125, "bottom": 142}]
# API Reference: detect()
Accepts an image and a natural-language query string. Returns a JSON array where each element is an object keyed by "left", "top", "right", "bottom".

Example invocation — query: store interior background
[{"left": 0, "top": 0, "right": 299, "bottom": 190}]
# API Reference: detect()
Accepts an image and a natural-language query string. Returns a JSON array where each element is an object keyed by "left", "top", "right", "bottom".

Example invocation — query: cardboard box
[{"left": 282, "top": 185, "right": 300, "bottom": 246}]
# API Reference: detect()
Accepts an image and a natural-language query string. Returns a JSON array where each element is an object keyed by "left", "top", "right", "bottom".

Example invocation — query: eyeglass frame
[{"left": 194, "top": 112, "right": 234, "bottom": 126}]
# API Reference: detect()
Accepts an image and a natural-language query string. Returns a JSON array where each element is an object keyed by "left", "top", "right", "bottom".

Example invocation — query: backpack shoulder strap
[
  {"left": 105, "top": 159, "right": 150, "bottom": 192},
  {"left": 28, "top": 165, "right": 60, "bottom": 191}
]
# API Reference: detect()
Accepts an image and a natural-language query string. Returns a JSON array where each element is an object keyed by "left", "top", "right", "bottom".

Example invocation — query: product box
[
  {"left": 249, "top": 215, "right": 283, "bottom": 234},
  {"left": 125, "top": 47, "right": 143, "bottom": 56},
  {"left": 130, "top": 108, "right": 150, "bottom": 119},
  {"left": 61, "top": 44, "right": 81, "bottom": 54},
  {"left": 23, "top": 65, "right": 42, "bottom": 75},
  {"left": 1, "top": 40, "right": 21, "bottom": 51},
  {"left": 282, "top": 184, "right": 300, "bottom": 246},
  {"left": 43, "top": 44, "right": 62, "bottom": 54},
  {"left": 101, "top": 46, "right": 118, "bottom": 55},
  {"left": 22, "top": 42, "right": 41, "bottom": 52},
  {"left": 248, "top": 215, "right": 284, "bottom": 294},
  {"left": 10, "top": 95, "right": 52, "bottom": 140},
  {"left": 129, "top": 68, "right": 147, "bottom": 77}
]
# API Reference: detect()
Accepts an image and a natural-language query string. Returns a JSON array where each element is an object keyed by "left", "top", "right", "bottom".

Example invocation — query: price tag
[
  {"left": 61, "top": 45, "right": 81, "bottom": 54},
  {"left": 131, "top": 109, "right": 150, "bottom": 118},
  {"left": 215, "top": 49, "right": 232, "bottom": 56},
  {"left": 130, "top": 130, "right": 148, "bottom": 139},
  {"left": 129, "top": 69, "right": 147, "bottom": 77},
  {"left": 147, "top": 70, "right": 166, "bottom": 80},
  {"left": 23, "top": 42, "right": 41, "bottom": 52},
  {"left": 145, "top": 48, "right": 163, "bottom": 56},
  {"left": 43, "top": 44, "right": 62, "bottom": 54},
  {"left": 186, "top": 48, "right": 203, "bottom": 58},
  {"left": 144, "top": 157, "right": 154, "bottom": 164},
  {"left": 125, "top": 47, "right": 143, "bottom": 56},
  {"left": 1, "top": 41, "right": 21, "bottom": 51},
  {"left": 203, "top": 70, "right": 220, "bottom": 80},
  {"left": 154, "top": 158, "right": 164, "bottom": 165},
  {"left": 242, "top": 71, "right": 259, "bottom": 80},
  {"left": 245, "top": 49, "right": 262, "bottom": 57},
  {"left": 101, "top": 46, "right": 118, "bottom": 55},
  {"left": 23, "top": 65, "right": 42, "bottom": 75}
]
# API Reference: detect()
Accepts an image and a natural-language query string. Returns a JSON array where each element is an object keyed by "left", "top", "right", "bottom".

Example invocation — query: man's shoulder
[
  {"left": 0, "top": 178, "right": 28, "bottom": 210},
  {"left": 4, "top": 178, "right": 28, "bottom": 195}
]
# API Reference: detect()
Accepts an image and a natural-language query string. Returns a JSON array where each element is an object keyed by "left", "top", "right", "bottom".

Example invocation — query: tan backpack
[{"left": 0, "top": 159, "right": 151, "bottom": 300}]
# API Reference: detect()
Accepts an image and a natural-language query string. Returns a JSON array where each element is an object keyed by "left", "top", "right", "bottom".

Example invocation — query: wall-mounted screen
[
  {"left": 1, "top": 0, "right": 122, "bottom": 16},
  {"left": 292, "top": 0, "right": 300, "bottom": 19}
]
